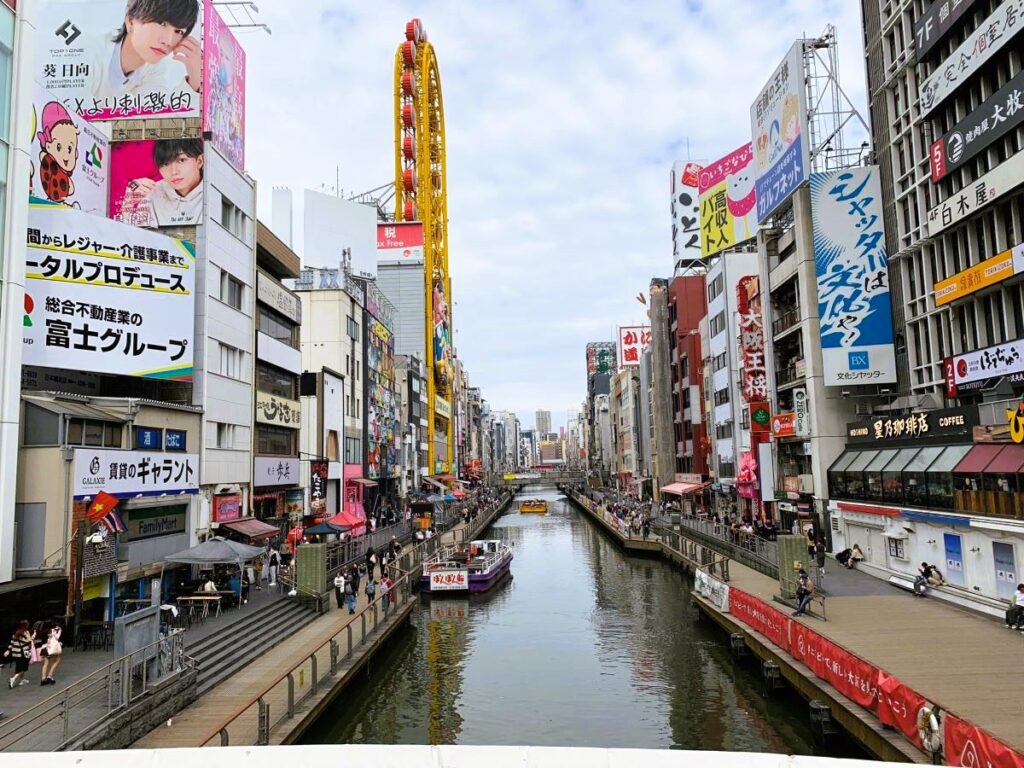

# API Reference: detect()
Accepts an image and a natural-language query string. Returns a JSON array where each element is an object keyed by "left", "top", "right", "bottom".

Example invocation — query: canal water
[{"left": 300, "top": 488, "right": 864, "bottom": 755}]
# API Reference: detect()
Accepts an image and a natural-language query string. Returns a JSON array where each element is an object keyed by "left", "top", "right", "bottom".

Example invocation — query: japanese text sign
[
  {"left": 728, "top": 588, "right": 791, "bottom": 650},
  {"left": 73, "top": 448, "right": 198, "bottom": 499},
  {"left": 430, "top": 570, "right": 468, "bottom": 591},
  {"left": 948, "top": 338, "right": 1024, "bottom": 395},
  {"left": 934, "top": 243, "right": 1024, "bottom": 306},
  {"left": 586, "top": 341, "right": 617, "bottom": 375},
  {"left": 24, "top": 198, "right": 195, "bottom": 380},
  {"left": 254, "top": 457, "right": 299, "bottom": 487},
  {"left": 618, "top": 325, "right": 650, "bottom": 368},
  {"left": 876, "top": 671, "right": 926, "bottom": 749},
  {"left": 846, "top": 407, "right": 978, "bottom": 443},
  {"left": 945, "top": 713, "right": 1024, "bottom": 768},
  {"left": 202, "top": 0, "right": 245, "bottom": 170},
  {"left": 736, "top": 275, "right": 766, "bottom": 401},
  {"left": 256, "top": 391, "right": 301, "bottom": 430},
  {"left": 698, "top": 143, "right": 757, "bottom": 258},
  {"left": 377, "top": 221, "right": 424, "bottom": 263},
  {"left": 212, "top": 493, "right": 241, "bottom": 523},
  {"left": 928, "top": 150, "right": 1024, "bottom": 236},
  {"left": 37, "top": 0, "right": 204, "bottom": 121},
  {"left": 789, "top": 622, "right": 880, "bottom": 712},
  {"left": 914, "top": 0, "right": 979, "bottom": 61},
  {"left": 310, "top": 462, "right": 328, "bottom": 515},
  {"left": 810, "top": 167, "right": 897, "bottom": 385},
  {"left": 30, "top": 81, "right": 110, "bottom": 216},
  {"left": 930, "top": 68, "right": 1024, "bottom": 182},
  {"left": 671, "top": 160, "right": 702, "bottom": 264},
  {"left": 919, "top": 0, "right": 1024, "bottom": 117},
  {"left": 771, "top": 412, "right": 796, "bottom": 438},
  {"left": 750, "top": 42, "right": 810, "bottom": 222}
]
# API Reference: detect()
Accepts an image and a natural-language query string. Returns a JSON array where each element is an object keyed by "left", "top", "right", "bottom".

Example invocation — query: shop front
[{"left": 252, "top": 456, "right": 301, "bottom": 542}]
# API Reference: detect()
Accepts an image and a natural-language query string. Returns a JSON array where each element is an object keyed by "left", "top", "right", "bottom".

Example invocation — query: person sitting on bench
[{"left": 1006, "top": 583, "right": 1024, "bottom": 630}]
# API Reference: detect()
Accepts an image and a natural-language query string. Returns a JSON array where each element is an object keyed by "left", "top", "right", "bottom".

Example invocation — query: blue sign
[
  {"left": 165, "top": 429, "right": 186, "bottom": 451},
  {"left": 135, "top": 427, "right": 163, "bottom": 450},
  {"left": 810, "top": 167, "right": 898, "bottom": 386}
]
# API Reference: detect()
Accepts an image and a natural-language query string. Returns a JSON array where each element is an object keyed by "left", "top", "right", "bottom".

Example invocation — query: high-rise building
[{"left": 535, "top": 410, "right": 551, "bottom": 435}]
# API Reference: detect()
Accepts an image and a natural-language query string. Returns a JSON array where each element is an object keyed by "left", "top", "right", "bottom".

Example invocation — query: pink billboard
[
  {"left": 109, "top": 139, "right": 205, "bottom": 229},
  {"left": 203, "top": 0, "right": 246, "bottom": 170}
]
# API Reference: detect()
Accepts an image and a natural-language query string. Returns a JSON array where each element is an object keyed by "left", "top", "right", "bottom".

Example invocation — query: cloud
[{"left": 242, "top": 0, "right": 867, "bottom": 431}]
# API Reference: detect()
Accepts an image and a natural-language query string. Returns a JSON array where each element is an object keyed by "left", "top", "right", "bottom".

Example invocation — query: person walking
[
  {"left": 792, "top": 569, "right": 815, "bottom": 617},
  {"left": 5, "top": 620, "right": 34, "bottom": 689},
  {"left": 39, "top": 622, "right": 62, "bottom": 686},
  {"left": 814, "top": 537, "right": 827, "bottom": 580},
  {"left": 365, "top": 545, "right": 376, "bottom": 581},
  {"left": 351, "top": 564, "right": 362, "bottom": 595},
  {"left": 333, "top": 570, "right": 346, "bottom": 610},
  {"left": 268, "top": 548, "right": 280, "bottom": 587},
  {"left": 365, "top": 577, "right": 377, "bottom": 606},
  {"left": 380, "top": 576, "right": 391, "bottom": 610},
  {"left": 344, "top": 570, "right": 357, "bottom": 614}
]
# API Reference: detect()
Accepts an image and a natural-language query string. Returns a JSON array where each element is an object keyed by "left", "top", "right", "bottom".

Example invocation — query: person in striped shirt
[{"left": 5, "top": 620, "right": 34, "bottom": 689}]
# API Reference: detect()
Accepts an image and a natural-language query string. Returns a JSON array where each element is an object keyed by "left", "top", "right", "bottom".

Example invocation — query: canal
[{"left": 300, "top": 488, "right": 864, "bottom": 755}]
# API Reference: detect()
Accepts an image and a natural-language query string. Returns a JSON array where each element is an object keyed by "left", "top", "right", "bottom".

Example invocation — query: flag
[
  {"left": 99, "top": 508, "right": 126, "bottom": 534},
  {"left": 86, "top": 491, "right": 119, "bottom": 523}
]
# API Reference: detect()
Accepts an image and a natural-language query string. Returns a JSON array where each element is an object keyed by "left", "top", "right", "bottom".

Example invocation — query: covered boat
[
  {"left": 420, "top": 539, "right": 513, "bottom": 593},
  {"left": 519, "top": 499, "right": 548, "bottom": 513}
]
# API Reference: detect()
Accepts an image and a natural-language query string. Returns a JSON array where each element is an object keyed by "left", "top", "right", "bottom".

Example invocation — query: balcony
[
  {"left": 772, "top": 307, "right": 800, "bottom": 337},
  {"left": 776, "top": 364, "right": 800, "bottom": 388}
]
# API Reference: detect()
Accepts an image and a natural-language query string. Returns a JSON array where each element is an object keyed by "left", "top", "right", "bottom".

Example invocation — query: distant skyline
[{"left": 244, "top": 1, "right": 866, "bottom": 421}]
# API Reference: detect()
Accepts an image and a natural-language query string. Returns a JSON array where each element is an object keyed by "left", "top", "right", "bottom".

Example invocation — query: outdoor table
[
  {"left": 119, "top": 598, "right": 151, "bottom": 616},
  {"left": 188, "top": 594, "right": 224, "bottom": 619}
]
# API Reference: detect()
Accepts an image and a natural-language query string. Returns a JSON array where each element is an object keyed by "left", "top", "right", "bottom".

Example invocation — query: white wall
[{"left": 304, "top": 190, "right": 377, "bottom": 279}]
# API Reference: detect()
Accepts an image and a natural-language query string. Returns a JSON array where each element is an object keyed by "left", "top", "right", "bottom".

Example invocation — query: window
[
  {"left": 716, "top": 422, "right": 733, "bottom": 440},
  {"left": 345, "top": 437, "right": 362, "bottom": 463},
  {"left": 887, "top": 537, "right": 906, "bottom": 560},
  {"left": 220, "top": 271, "right": 244, "bottom": 310},
  {"left": 22, "top": 404, "right": 59, "bottom": 446},
  {"left": 220, "top": 195, "right": 250, "bottom": 242},
  {"left": 347, "top": 316, "right": 359, "bottom": 341},
  {"left": 219, "top": 342, "right": 244, "bottom": 379},
  {"left": 66, "top": 418, "right": 121, "bottom": 447},
  {"left": 713, "top": 352, "right": 728, "bottom": 372},
  {"left": 718, "top": 460, "right": 735, "bottom": 478},
  {"left": 327, "top": 430, "right": 340, "bottom": 461},
  {"left": 216, "top": 423, "right": 235, "bottom": 449},
  {"left": 709, "top": 311, "right": 726, "bottom": 337},
  {"left": 713, "top": 388, "right": 730, "bottom": 406},
  {"left": 256, "top": 425, "right": 296, "bottom": 455},
  {"left": 256, "top": 362, "right": 296, "bottom": 399},
  {"left": 258, "top": 307, "right": 298, "bottom": 348}
]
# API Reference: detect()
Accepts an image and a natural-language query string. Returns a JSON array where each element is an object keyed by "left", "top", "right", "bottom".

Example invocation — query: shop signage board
[
  {"left": 585, "top": 342, "right": 617, "bottom": 375},
  {"left": 946, "top": 337, "right": 1024, "bottom": 396},
  {"left": 914, "top": 0, "right": 979, "bottom": 61},
  {"left": 846, "top": 406, "right": 979, "bottom": 444},
  {"left": 257, "top": 272, "right": 301, "bottom": 323},
  {"left": 212, "top": 494, "right": 241, "bottom": 523},
  {"left": 124, "top": 504, "right": 186, "bottom": 541},
  {"left": 772, "top": 412, "right": 796, "bottom": 438},
  {"left": 671, "top": 160, "right": 703, "bottom": 264},
  {"left": 377, "top": 221, "right": 424, "bottom": 264},
  {"left": 618, "top": 325, "right": 651, "bottom": 368},
  {"left": 73, "top": 448, "right": 199, "bottom": 499},
  {"left": 918, "top": 0, "right": 1024, "bottom": 116},
  {"left": 254, "top": 456, "right": 299, "bottom": 487},
  {"left": 737, "top": 276, "right": 766, "bottom": 401},
  {"left": 255, "top": 391, "right": 301, "bottom": 429},
  {"left": 793, "top": 388, "right": 809, "bottom": 436},
  {"left": 749, "top": 402, "right": 771, "bottom": 434},
  {"left": 934, "top": 243, "right": 1024, "bottom": 306},
  {"left": 1008, "top": 401, "right": 1024, "bottom": 444},
  {"left": 930, "top": 69, "right": 1024, "bottom": 182},
  {"left": 310, "top": 461, "right": 328, "bottom": 515},
  {"left": 927, "top": 150, "right": 1024, "bottom": 237}
]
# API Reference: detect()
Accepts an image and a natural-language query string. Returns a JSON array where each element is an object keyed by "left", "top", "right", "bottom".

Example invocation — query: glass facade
[{"left": 831, "top": 444, "right": 975, "bottom": 511}]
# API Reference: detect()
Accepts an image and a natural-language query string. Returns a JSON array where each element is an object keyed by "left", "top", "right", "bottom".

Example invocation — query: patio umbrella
[
  {"left": 164, "top": 536, "right": 264, "bottom": 566},
  {"left": 303, "top": 519, "right": 353, "bottom": 536}
]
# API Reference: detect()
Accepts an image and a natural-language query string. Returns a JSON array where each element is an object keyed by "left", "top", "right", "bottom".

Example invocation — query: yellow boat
[{"left": 519, "top": 499, "right": 548, "bottom": 514}]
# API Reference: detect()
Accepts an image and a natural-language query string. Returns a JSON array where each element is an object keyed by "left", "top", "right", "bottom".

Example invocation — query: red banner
[
  {"left": 876, "top": 671, "right": 926, "bottom": 749},
  {"left": 728, "top": 588, "right": 790, "bottom": 650},
  {"left": 945, "top": 714, "right": 1024, "bottom": 768},
  {"left": 789, "top": 622, "right": 879, "bottom": 712}
]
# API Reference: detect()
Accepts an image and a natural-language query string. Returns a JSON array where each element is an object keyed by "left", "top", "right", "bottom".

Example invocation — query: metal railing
[
  {"left": 772, "top": 307, "right": 800, "bottom": 337},
  {"left": 669, "top": 516, "right": 778, "bottom": 577},
  {"left": 652, "top": 524, "right": 732, "bottom": 582},
  {"left": 0, "top": 630, "right": 189, "bottom": 752}
]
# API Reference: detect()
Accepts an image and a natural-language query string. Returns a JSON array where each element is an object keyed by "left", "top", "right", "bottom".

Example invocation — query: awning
[
  {"left": 985, "top": 445, "right": 1024, "bottom": 474},
  {"left": 953, "top": 444, "right": 1004, "bottom": 474},
  {"left": 660, "top": 482, "right": 707, "bottom": 496},
  {"left": 220, "top": 517, "right": 279, "bottom": 541},
  {"left": 423, "top": 476, "right": 449, "bottom": 492},
  {"left": 347, "top": 478, "right": 377, "bottom": 487},
  {"left": 881, "top": 529, "right": 908, "bottom": 540}
]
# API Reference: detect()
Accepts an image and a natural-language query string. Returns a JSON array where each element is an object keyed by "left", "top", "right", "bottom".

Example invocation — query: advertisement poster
[
  {"left": 377, "top": 221, "right": 424, "bottom": 263},
  {"left": 810, "top": 167, "right": 897, "bottom": 385},
  {"left": 72, "top": 448, "right": 199, "bottom": 499},
  {"left": 432, "top": 277, "right": 452, "bottom": 398},
  {"left": 202, "top": 0, "right": 245, "bottom": 170},
  {"left": 37, "top": 0, "right": 204, "bottom": 121},
  {"left": 993, "top": 541, "right": 1018, "bottom": 601},
  {"left": 698, "top": 143, "right": 757, "bottom": 258},
  {"left": 750, "top": 42, "right": 810, "bottom": 222},
  {"left": 109, "top": 139, "right": 205, "bottom": 228},
  {"left": 934, "top": 243, "right": 1024, "bottom": 306},
  {"left": 30, "top": 81, "right": 110, "bottom": 215},
  {"left": 948, "top": 337, "right": 1024, "bottom": 395},
  {"left": 585, "top": 341, "right": 617, "bottom": 375},
  {"left": 310, "top": 462, "right": 328, "bottom": 516},
  {"left": 24, "top": 198, "right": 196, "bottom": 380},
  {"left": 618, "top": 325, "right": 651, "bottom": 368},
  {"left": 671, "top": 160, "right": 702, "bottom": 263}
]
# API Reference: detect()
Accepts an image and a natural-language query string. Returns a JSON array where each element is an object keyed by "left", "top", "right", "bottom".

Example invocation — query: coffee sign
[{"left": 846, "top": 407, "right": 978, "bottom": 444}]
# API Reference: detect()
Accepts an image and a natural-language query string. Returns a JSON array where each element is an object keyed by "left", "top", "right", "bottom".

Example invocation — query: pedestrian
[
  {"left": 365, "top": 578, "right": 377, "bottom": 605},
  {"left": 642, "top": 518, "right": 651, "bottom": 540},
  {"left": 365, "top": 545, "right": 376, "bottom": 580},
  {"left": 333, "top": 570, "right": 346, "bottom": 609},
  {"left": 259, "top": 553, "right": 269, "bottom": 588},
  {"left": 344, "top": 571, "right": 357, "bottom": 614},
  {"left": 39, "top": 621, "right": 62, "bottom": 686},
  {"left": 1006, "top": 584, "right": 1024, "bottom": 629},
  {"left": 792, "top": 569, "right": 815, "bottom": 617},
  {"left": 4, "top": 620, "right": 34, "bottom": 689},
  {"left": 268, "top": 548, "right": 280, "bottom": 586},
  {"left": 814, "top": 537, "right": 827, "bottom": 578},
  {"left": 351, "top": 565, "right": 362, "bottom": 594},
  {"left": 380, "top": 576, "right": 391, "bottom": 610},
  {"left": 240, "top": 568, "right": 250, "bottom": 605}
]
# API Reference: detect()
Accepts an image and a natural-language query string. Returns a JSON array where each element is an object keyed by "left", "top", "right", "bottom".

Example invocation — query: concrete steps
[{"left": 186, "top": 599, "right": 320, "bottom": 696}]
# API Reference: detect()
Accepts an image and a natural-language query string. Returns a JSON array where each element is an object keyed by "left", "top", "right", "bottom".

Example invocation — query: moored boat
[
  {"left": 420, "top": 539, "right": 513, "bottom": 593},
  {"left": 519, "top": 499, "right": 548, "bottom": 513}
]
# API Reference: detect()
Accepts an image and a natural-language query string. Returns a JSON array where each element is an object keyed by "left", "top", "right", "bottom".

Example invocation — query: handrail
[{"left": 196, "top": 490, "right": 513, "bottom": 747}]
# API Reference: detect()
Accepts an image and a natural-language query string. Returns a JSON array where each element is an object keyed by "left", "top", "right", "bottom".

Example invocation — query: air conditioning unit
[{"left": 854, "top": 402, "right": 873, "bottom": 416}]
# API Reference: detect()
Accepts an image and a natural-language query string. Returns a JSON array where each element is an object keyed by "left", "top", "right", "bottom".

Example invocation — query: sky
[{"left": 238, "top": 0, "right": 868, "bottom": 432}]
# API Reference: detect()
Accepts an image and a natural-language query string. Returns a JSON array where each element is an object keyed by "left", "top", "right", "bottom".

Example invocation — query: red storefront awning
[
  {"left": 953, "top": 444, "right": 1005, "bottom": 474},
  {"left": 985, "top": 445, "right": 1024, "bottom": 474},
  {"left": 660, "top": 482, "right": 707, "bottom": 496},
  {"left": 220, "top": 517, "right": 279, "bottom": 541}
]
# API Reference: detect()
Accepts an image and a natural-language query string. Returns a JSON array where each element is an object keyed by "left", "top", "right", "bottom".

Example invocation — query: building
[
  {"left": 539, "top": 438, "right": 565, "bottom": 465},
  {"left": 298, "top": 367, "right": 345, "bottom": 523},
  {"left": 535, "top": 410, "right": 551, "bottom": 435},
  {"left": 668, "top": 275, "right": 709, "bottom": 479},
  {"left": 394, "top": 354, "right": 428, "bottom": 496},
  {"left": 360, "top": 278, "right": 399, "bottom": 508},
  {"left": 247, "top": 222, "right": 303, "bottom": 538}
]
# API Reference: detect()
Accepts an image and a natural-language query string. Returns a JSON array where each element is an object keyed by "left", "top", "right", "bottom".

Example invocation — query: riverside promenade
[
  {"left": 133, "top": 492, "right": 513, "bottom": 749},
  {"left": 563, "top": 487, "right": 1024, "bottom": 766}
]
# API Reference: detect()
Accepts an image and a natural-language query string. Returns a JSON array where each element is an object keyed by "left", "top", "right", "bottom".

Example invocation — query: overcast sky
[{"left": 240, "top": 1, "right": 867, "bottom": 432}]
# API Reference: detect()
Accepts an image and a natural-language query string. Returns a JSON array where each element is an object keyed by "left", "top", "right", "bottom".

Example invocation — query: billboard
[
  {"left": 930, "top": 69, "right": 1024, "bottom": 182},
  {"left": 73, "top": 448, "right": 199, "bottom": 499},
  {"left": 670, "top": 161, "right": 702, "bottom": 264},
  {"left": 926, "top": 150, "right": 1024, "bottom": 236},
  {"left": 585, "top": 341, "right": 616, "bottom": 375},
  {"left": 751, "top": 42, "right": 810, "bottom": 222},
  {"left": 618, "top": 326, "right": 650, "bottom": 368},
  {"left": 919, "top": 0, "right": 1024, "bottom": 116},
  {"left": 698, "top": 143, "right": 757, "bottom": 258},
  {"left": 30, "top": 81, "right": 110, "bottom": 215},
  {"left": 946, "top": 338, "right": 1024, "bottom": 396},
  {"left": 810, "top": 167, "right": 897, "bottom": 385},
  {"left": 109, "top": 139, "right": 204, "bottom": 228},
  {"left": 37, "top": 0, "right": 204, "bottom": 121},
  {"left": 304, "top": 189, "right": 377, "bottom": 278},
  {"left": 24, "top": 198, "right": 196, "bottom": 380},
  {"left": 202, "top": 0, "right": 245, "bottom": 170},
  {"left": 771, "top": 412, "right": 796, "bottom": 438},
  {"left": 377, "top": 221, "right": 424, "bottom": 263},
  {"left": 934, "top": 243, "right": 1024, "bottom": 306},
  {"left": 914, "top": 0, "right": 979, "bottom": 61},
  {"left": 432, "top": 277, "right": 453, "bottom": 403}
]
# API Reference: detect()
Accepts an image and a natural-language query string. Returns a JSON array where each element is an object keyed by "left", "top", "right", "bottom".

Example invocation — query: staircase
[{"left": 186, "top": 597, "right": 321, "bottom": 696}]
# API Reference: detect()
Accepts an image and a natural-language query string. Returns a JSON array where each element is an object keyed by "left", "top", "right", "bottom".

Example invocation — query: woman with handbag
[
  {"left": 39, "top": 621, "right": 62, "bottom": 685},
  {"left": 5, "top": 620, "right": 34, "bottom": 689}
]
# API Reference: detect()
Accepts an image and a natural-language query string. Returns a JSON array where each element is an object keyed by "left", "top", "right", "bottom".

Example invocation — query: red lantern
[
  {"left": 287, "top": 527, "right": 303, "bottom": 543},
  {"left": 401, "top": 40, "right": 416, "bottom": 67}
]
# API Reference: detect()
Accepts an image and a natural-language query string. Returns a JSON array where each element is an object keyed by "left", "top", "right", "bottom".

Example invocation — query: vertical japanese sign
[
  {"left": 310, "top": 462, "right": 328, "bottom": 516},
  {"left": 109, "top": 139, "right": 205, "bottom": 228},
  {"left": 810, "top": 167, "right": 897, "bottom": 385},
  {"left": 37, "top": 0, "right": 204, "bottom": 121},
  {"left": 671, "top": 161, "right": 702, "bottom": 264},
  {"left": 202, "top": 0, "right": 245, "bottom": 170},
  {"left": 24, "top": 198, "right": 196, "bottom": 380},
  {"left": 736, "top": 275, "right": 766, "bottom": 402},
  {"left": 698, "top": 143, "right": 757, "bottom": 258},
  {"left": 750, "top": 42, "right": 810, "bottom": 222},
  {"left": 585, "top": 341, "right": 617, "bottom": 375},
  {"left": 618, "top": 326, "right": 650, "bottom": 368},
  {"left": 30, "top": 81, "right": 110, "bottom": 216}
]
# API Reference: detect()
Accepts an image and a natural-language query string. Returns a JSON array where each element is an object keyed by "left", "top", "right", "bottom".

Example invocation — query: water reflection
[{"left": 300, "top": 489, "right": 862, "bottom": 756}]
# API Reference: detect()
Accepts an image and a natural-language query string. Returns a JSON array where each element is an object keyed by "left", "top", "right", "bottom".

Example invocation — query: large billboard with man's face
[
  {"left": 37, "top": 0, "right": 204, "bottom": 121},
  {"left": 109, "top": 139, "right": 204, "bottom": 228}
]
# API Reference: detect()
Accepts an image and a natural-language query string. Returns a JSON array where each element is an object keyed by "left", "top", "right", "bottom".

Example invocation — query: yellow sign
[
  {"left": 256, "top": 391, "right": 301, "bottom": 430},
  {"left": 698, "top": 143, "right": 757, "bottom": 259},
  {"left": 434, "top": 395, "right": 452, "bottom": 421},
  {"left": 934, "top": 243, "right": 1024, "bottom": 306},
  {"left": 1008, "top": 401, "right": 1024, "bottom": 444}
]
